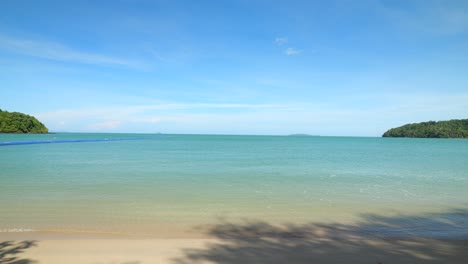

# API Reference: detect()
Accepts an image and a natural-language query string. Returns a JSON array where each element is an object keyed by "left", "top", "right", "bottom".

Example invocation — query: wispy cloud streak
[
  {"left": 34, "top": 92, "right": 468, "bottom": 135},
  {"left": 0, "top": 34, "right": 138, "bottom": 67},
  {"left": 35, "top": 102, "right": 293, "bottom": 132},
  {"left": 285, "top": 48, "right": 302, "bottom": 56},
  {"left": 36, "top": 103, "right": 292, "bottom": 124},
  {"left": 274, "top": 37, "right": 288, "bottom": 45}
]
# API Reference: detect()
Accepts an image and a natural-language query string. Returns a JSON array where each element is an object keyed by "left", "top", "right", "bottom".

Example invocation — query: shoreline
[{"left": 3, "top": 219, "right": 468, "bottom": 264}]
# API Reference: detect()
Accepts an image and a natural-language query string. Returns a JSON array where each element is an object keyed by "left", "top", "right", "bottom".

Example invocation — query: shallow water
[{"left": 1, "top": 133, "right": 467, "bottom": 237}]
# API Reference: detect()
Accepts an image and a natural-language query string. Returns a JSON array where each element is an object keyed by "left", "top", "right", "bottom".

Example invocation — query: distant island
[
  {"left": 287, "top": 134, "right": 320, "bottom": 137},
  {"left": 383, "top": 119, "right": 468, "bottom": 138},
  {"left": 0, "top": 109, "right": 48, "bottom": 133}
]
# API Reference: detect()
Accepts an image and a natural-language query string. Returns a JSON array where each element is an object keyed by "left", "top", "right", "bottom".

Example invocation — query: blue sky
[{"left": 1, "top": 0, "right": 467, "bottom": 136}]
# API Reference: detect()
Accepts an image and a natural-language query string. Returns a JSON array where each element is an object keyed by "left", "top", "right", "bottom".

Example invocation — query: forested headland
[
  {"left": 0, "top": 109, "right": 48, "bottom": 133},
  {"left": 383, "top": 119, "right": 468, "bottom": 138}
]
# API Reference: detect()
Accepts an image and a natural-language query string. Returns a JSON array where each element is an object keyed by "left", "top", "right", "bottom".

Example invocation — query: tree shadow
[
  {"left": 173, "top": 209, "right": 468, "bottom": 264},
  {"left": 0, "top": 241, "right": 37, "bottom": 264}
]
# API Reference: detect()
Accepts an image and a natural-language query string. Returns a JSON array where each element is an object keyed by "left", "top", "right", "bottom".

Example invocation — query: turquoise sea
[{"left": 1, "top": 133, "right": 467, "bottom": 238}]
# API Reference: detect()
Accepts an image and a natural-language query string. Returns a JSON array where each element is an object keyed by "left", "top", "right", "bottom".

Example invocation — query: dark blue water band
[{"left": 0, "top": 138, "right": 142, "bottom": 146}]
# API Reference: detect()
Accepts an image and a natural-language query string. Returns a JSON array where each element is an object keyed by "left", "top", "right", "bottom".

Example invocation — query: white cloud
[
  {"left": 35, "top": 102, "right": 292, "bottom": 132},
  {"left": 132, "top": 116, "right": 188, "bottom": 123},
  {"left": 120, "top": 103, "right": 291, "bottom": 112},
  {"left": 88, "top": 120, "right": 122, "bottom": 130},
  {"left": 36, "top": 103, "right": 291, "bottom": 120},
  {"left": 0, "top": 34, "right": 138, "bottom": 67},
  {"left": 34, "top": 92, "right": 468, "bottom": 135},
  {"left": 274, "top": 37, "right": 288, "bottom": 45},
  {"left": 275, "top": 38, "right": 303, "bottom": 56},
  {"left": 285, "top": 48, "right": 302, "bottom": 56}
]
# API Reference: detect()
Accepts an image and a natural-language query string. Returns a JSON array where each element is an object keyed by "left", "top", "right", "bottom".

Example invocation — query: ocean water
[{"left": 1, "top": 133, "right": 467, "bottom": 238}]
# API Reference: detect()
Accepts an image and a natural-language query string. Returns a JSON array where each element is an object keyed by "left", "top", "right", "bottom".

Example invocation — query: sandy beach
[
  {"left": 2, "top": 239, "right": 211, "bottom": 264},
  {"left": 3, "top": 238, "right": 468, "bottom": 264},
  {"left": 3, "top": 222, "right": 468, "bottom": 264}
]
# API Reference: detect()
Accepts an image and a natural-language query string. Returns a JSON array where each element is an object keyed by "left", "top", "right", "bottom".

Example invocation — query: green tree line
[
  {"left": 0, "top": 109, "right": 48, "bottom": 133},
  {"left": 383, "top": 119, "right": 468, "bottom": 138}
]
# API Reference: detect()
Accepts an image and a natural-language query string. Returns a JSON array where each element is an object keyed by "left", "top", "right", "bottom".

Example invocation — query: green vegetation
[
  {"left": 383, "top": 119, "right": 468, "bottom": 138},
  {"left": 0, "top": 109, "right": 48, "bottom": 133}
]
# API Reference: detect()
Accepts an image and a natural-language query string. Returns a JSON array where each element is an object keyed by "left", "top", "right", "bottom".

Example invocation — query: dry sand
[
  {"left": 2, "top": 231, "right": 467, "bottom": 264},
  {"left": 12, "top": 239, "right": 212, "bottom": 264}
]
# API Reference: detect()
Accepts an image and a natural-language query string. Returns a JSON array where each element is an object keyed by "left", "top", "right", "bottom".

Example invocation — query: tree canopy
[
  {"left": 0, "top": 109, "right": 48, "bottom": 133},
  {"left": 383, "top": 119, "right": 468, "bottom": 138}
]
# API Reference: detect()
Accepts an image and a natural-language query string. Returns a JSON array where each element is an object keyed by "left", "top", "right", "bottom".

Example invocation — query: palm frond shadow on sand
[
  {"left": 0, "top": 240, "right": 37, "bottom": 264},
  {"left": 173, "top": 209, "right": 468, "bottom": 264}
]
